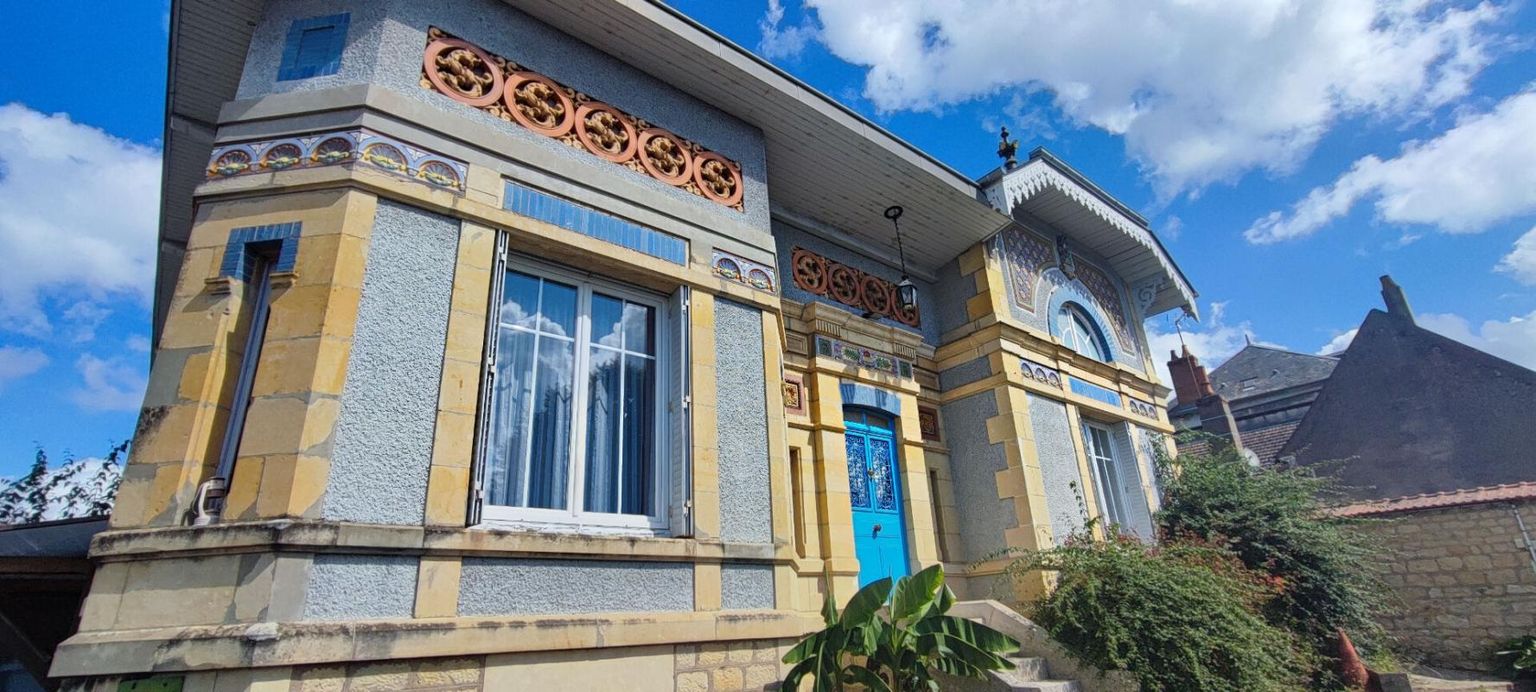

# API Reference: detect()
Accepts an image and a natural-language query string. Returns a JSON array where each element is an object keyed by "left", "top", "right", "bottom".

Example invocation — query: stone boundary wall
[{"left": 1363, "top": 499, "right": 1536, "bottom": 671}]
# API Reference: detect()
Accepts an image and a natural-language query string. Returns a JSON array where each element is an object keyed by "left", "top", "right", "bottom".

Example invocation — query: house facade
[{"left": 48, "top": 1, "right": 1195, "bottom": 690}]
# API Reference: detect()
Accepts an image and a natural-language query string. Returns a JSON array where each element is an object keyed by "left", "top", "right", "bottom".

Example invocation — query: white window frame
[
  {"left": 1082, "top": 420, "right": 1129, "bottom": 529},
  {"left": 476, "top": 254, "right": 672, "bottom": 535},
  {"left": 1057, "top": 303, "right": 1108, "bottom": 362}
]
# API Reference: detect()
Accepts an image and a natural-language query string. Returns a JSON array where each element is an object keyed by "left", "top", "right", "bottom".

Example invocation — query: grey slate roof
[
  {"left": 0, "top": 517, "right": 106, "bottom": 558},
  {"left": 1207, "top": 345, "right": 1339, "bottom": 403},
  {"left": 1283, "top": 310, "right": 1536, "bottom": 501}
]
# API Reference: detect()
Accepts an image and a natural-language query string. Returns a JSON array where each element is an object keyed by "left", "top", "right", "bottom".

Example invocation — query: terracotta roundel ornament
[
  {"left": 791, "top": 248, "right": 830, "bottom": 295},
  {"left": 692, "top": 152, "right": 743, "bottom": 207},
  {"left": 828, "top": 264, "right": 862, "bottom": 305},
  {"left": 423, "top": 38, "right": 504, "bottom": 108},
  {"left": 860, "top": 276, "right": 893, "bottom": 314},
  {"left": 637, "top": 129, "right": 693, "bottom": 186},
  {"left": 504, "top": 71, "right": 574, "bottom": 137},
  {"left": 575, "top": 102, "right": 638, "bottom": 163}
]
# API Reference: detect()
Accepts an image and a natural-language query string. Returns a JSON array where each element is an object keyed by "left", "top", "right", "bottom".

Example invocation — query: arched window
[{"left": 1057, "top": 303, "right": 1110, "bottom": 361}]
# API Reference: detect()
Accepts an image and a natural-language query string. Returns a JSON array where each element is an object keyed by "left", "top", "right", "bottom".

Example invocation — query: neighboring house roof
[
  {"left": 0, "top": 516, "right": 108, "bottom": 558},
  {"left": 1207, "top": 345, "right": 1339, "bottom": 403},
  {"left": 1283, "top": 309, "right": 1536, "bottom": 501},
  {"left": 1173, "top": 420, "right": 1299, "bottom": 465},
  {"left": 1240, "top": 421, "right": 1301, "bottom": 465},
  {"left": 1331, "top": 481, "right": 1536, "bottom": 517}
]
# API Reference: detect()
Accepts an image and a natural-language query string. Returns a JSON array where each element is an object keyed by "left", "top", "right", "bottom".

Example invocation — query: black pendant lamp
[{"left": 884, "top": 205, "right": 918, "bottom": 312}]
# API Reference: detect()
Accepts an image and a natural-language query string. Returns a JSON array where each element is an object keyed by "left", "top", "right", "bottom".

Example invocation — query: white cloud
[
  {"left": 798, "top": 0, "right": 1500, "bottom": 193},
  {"left": 0, "top": 346, "right": 48, "bottom": 389},
  {"left": 125, "top": 334, "right": 152, "bottom": 353},
  {"left": 758, "top": 0, "right": 818, "bottom": 60},
  {"left": 1145, "top": 302, "right": 1268, "bottom": 393},
  {"left": 1247, "top": 89, "right": 1536, "bottom": 243},
  {"left": 1496, "top": 225, "right": 1536, "bottom": 285},
  {"left": 1418, "top": 310, "right": 1536, "bottom": 371},
  {"left": 69, "top": 354, "right": 147, "bottom": 412},
  {"left": 1316, "top": 328, "right": 1358, "bottom": 355},
  {"left": 0, "top": 104, "right": 161, "bottom": 337}
]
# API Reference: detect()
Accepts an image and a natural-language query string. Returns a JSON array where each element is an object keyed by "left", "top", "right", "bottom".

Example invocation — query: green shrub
[
  {"left": 1156, "top": 442, "right": 1389, "bottom": 679},
  {"left": 1008, "top": 528, "right": 1307, "bottom": 691},
  {"left": 783, "top": 564, "right": 1021, "bottom": 691},
  {"left": 1494, "top": 635, "right": 1536, "bottom": 679}
]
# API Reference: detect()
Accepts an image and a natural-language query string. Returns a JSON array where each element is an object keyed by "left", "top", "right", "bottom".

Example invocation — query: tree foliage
[
  {"left": 1009, "top": 527, "right": 1307, "bottom": 691},
  {"left": 1156, "top": 442, "right": 1389, "bottom": 682},
  {"left": 0, "top": 441, "right": 127, "bottom": 524},
  {"left": 783, "top": 564, "right": 1021, "bottom": 691}
]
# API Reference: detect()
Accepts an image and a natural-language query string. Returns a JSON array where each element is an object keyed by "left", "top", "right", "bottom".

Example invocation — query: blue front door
[{"left": 845, "top": 410, "right": 910, "bottom": 587}]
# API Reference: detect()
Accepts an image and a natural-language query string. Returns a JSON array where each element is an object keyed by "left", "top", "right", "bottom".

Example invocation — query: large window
[
  {"left": 1057, "top": 303, "right": 1110, "bottom": 362},
  {"left": 1082, "top": 421, "right": 1130, "bottom": 529},
  {"left": 479, "top": 258, "right": 672, "bottom": 531}
]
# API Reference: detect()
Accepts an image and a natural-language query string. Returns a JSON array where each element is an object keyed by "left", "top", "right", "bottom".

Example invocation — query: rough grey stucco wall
[
  {"left": 938, "top": 357, "right": 991, "bottom": 391},
  {"left": 303, "top": 554, "right": 418, "bottom": 620},
  {"left": 458, "top": 558, "right": 693, "bottom": 616},
  {"left": 714, "top": 299, "right": 773, "bottom": 544},
  {"left": 773, "top": 221, "right": 940, "bottom": 345},
  {"left": 239, "top": 0, "right": 770, "bottom": 234},
  {"left": 1029, "top": 394, "right": 1086, "bottom": 546},
  {"left": 931, "top": 257, "right": 974, "bottom": 338},
  {"left": 324, "top": 200, "right": 458, "bottom": 525},
  {"left": 940, "top": 393, "right": 1013, "bottom": 563},
  {"left": 721, "top": 563, "right": 775, "bottom": 610}
]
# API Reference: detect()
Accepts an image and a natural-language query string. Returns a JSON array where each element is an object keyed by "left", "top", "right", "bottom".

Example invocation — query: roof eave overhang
[{"left": 980, "top": 152, "right": 1198, "bottom": 319}]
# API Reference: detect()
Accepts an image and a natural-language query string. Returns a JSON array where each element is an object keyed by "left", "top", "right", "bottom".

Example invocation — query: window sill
[{"left": 89, "top": 519, "right": 783, "bottom": 564}]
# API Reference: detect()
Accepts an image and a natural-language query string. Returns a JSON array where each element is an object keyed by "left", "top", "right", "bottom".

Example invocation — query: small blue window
[{"left": 277, "top": 14, "right": 350, "bottom": 81}]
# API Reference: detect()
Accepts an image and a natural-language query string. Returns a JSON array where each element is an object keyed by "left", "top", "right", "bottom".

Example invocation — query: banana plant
[{"left": 782, "top": 564, "right": 1021, "bottom": 691}]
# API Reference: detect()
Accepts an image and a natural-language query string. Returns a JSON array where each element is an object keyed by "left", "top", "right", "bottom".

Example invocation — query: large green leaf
[
  {"left": 842, "top": 665, "right": 894, "bottom": 692},
  {"left": 891, "top": 564, "right": 944, "bottom": 625},
  {"left": 914, "top": 615, "right": 1021, "bottom": 656},
  {"left": 840, "top": 577, "right": 893, "bottom": 627}
]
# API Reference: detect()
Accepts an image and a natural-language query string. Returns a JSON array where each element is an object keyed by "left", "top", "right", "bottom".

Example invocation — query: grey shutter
[
  {"left": 667, "top": 286, "right": 694, "bottom": 536},
  {"left": 467, "top": 231, "right": 508, "bottom": 525}
]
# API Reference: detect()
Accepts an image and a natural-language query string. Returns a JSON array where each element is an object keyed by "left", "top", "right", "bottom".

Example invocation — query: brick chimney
[
  {"left": 1380, "top": 274, "right": 1415, "bottom": 324},
  {"left": 1167, "top": 346, "right": 1243, "bottom": 450},
  {"left": 1167, "top": 345, "right": 1212, "bottom": 406}
]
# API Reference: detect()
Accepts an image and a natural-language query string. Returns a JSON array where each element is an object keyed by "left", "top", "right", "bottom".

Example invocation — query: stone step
[
  {"left": 999, "top": 680, "right": 1081, "bottom": 692},
  {"left": 1002, "top": 656, "right": 1049, "bottom": 681}
]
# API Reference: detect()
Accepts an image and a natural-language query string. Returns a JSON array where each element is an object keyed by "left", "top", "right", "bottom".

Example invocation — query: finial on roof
[
  {"left": 997, "top": 126, "right": 1019, "bottom": 170},
  {"left": 1379, "top": 274, "right": 1415, "bottom": 324},
  {"left": 1245, "top": 334, "right": 1252, "bottom": 346}
]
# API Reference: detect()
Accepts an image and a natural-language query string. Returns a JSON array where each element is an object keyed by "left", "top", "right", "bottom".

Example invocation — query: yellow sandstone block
[{"left": 425, "top": 465, "right": 471, "bottom": 526}]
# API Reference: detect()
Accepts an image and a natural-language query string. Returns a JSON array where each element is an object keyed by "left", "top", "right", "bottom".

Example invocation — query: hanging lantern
[{"left": 884, "top": 205, "right": 918, "bottom": 314}]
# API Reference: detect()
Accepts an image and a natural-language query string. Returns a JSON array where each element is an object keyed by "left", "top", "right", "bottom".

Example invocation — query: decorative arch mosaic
[
  {"left": 790, "top": 248, "right": 920, "bottom": 327},
  {"left": 205, "top": 129, "right": 467, "bottom": 194},
  {"left": 998, "top": 226, "right": 1137, "bottom": 356},
  {"left": 419, "top": 28, "right": 745, "bottom": 211},
  {"left": 711, "top": 249, "right": 777, "bottom": 293}
]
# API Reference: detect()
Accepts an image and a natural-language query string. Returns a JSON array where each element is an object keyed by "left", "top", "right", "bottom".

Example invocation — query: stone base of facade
[{"left": 61, "top": 638, "right": 798, "bottom": 692}]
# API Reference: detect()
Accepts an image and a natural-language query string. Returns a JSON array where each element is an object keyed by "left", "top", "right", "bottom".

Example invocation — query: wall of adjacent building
[{"left": 1361, "top": 501, "right": 1536, "bottom": 672}]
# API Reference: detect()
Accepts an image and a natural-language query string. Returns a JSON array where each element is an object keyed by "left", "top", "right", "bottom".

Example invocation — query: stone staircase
[{"left": 938, "top": 600, "right": 1139, "bottom": 692}]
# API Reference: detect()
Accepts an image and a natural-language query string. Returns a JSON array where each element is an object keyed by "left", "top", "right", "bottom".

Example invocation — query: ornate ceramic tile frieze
[
  {"left": 815, "top": 335, "right": 914, "bottom": 379},
  {"left": 790, "top": 248, "right": 920, "bottom": 327},
  {"left": 712, "top": 250, "right": 777, "bottom": 292},
  {"left": 1127, "top": 397, "right": 1158, "bottom": 419},
  {"left": 783, "top": 374, "right": 806, "bottom": 415},
  {"left": 205, "top": 129, "right": 467, "bottom": 193},
  {"left": 419, "top": 28, "right": 745, "bottom": 211},
  {"left": 918, "top": 406, "right": 941, "bottom": 442},
  {"left": 999, "top": 226, "right": 1053, "bottom": 313},
  {"left": 1021, "top": 358, "right": 1064, "bottom": 389}
]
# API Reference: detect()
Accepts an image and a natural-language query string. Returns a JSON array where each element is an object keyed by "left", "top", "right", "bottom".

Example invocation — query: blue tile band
[
  {"left": 220, "top": 223, "right": 303, "bottom": 281},
  {"left": 503, "top": 181, "right": 688, "bottom": 265},
  {"left": 278, "top": 13, "right": 350, "bottom": 82},
  {"left": 1069, "top": 377, "right": 1123, "bottom": 407}
]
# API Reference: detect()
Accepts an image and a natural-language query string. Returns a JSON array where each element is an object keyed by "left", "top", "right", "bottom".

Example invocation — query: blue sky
[{"left": 2, "top": 0, "right": 1535, "bottom": 478}]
